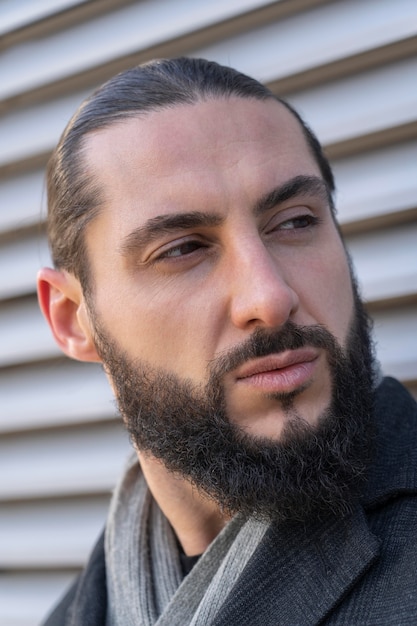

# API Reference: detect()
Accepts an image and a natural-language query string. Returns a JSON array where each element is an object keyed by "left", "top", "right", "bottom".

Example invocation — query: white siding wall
[{"left": 1, "top": 1, "right": 416, "bottom": 624}]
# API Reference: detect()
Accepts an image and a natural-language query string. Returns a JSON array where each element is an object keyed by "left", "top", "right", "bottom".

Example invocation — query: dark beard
[{"left": 92, "top": 293, "right": 376, "bottom": 524}]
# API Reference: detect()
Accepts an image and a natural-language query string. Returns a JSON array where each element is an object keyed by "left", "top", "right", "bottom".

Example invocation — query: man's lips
[{"left": 234, "top": 348, "right": 319, "bottom": 393}]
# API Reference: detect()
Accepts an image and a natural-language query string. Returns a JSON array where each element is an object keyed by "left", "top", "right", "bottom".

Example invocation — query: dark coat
[{"left": 43, "top": 378, "right": 417, "bottom": 625}]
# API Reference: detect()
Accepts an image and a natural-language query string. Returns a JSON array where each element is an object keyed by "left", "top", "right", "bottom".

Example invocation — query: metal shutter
[{"left": 1, "top": 1, "right": 416, "bottom": 623}]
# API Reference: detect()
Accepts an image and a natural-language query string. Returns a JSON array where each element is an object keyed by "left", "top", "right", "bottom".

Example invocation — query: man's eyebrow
[
  {"left": 120, "top": 176, "right": 331, "bottom": 256},
  {"left": 254, "top": 175, "right": 331, "bottom": 216},
  {"left": 119, "top": 211, "right": 224, "bottom": 256}
]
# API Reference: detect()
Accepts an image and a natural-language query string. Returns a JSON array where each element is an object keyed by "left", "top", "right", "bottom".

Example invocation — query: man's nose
[{"left": 227, "top": 240, "right": 299, "bottom": 331}]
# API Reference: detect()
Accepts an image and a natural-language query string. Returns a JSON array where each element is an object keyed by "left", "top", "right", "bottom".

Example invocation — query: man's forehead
[
  {"left": 80, "top": 97, "right": 325, "bottom": 253},
  {"left": 83, "top": 96, "right": 308, "bottom": 166}
]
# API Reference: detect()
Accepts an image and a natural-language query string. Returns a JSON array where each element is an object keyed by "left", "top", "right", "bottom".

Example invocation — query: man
[{"left": 38, "top": 58, "right": 416, "bottom": 625}]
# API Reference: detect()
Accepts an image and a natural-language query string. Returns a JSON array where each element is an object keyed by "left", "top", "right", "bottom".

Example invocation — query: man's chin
[
  {"left": 226, "top": 384, "right": 332, "bottom": 443},
  {"left": 191, "top": 411, "right": 371, "bottom": 525}
]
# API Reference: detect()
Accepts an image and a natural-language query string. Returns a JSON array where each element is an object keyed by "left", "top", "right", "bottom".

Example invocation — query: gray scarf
[{"left": 105, "top": 455, "right": 268, "bottom": 625}]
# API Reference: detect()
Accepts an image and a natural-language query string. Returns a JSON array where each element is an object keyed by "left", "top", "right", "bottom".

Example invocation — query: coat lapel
[{"left": 213, "top": 504, "right": 379, "bottom": 626}]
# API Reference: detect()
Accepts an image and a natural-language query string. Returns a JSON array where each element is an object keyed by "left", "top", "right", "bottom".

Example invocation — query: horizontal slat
[
  {"left": 287, "top": 56, "right": 417, "bottom": 150},
  {"left": 347, "top": 222, "right": 417, "bottom": 305},
  {"left": 0, "top": 0, "right": 281, "bottom": 105},
  {"left": 0, "top": 496, "right": 109, "bottom": 567},
  {"left": 372, "top": 305, "right": 417, "bottom": 383},
  {"left": 0, "top": 168, "right": 46, "bottom": 234},
  {"left": 334, "top": 140, "right": 417, "bottom": 230},
  {"left": 0, "top": 360, "right": 115, "bottom": 433},
  {"left": 195, "top": 0, "right": 417, "bottom": 88},
  {"left": 0, "top": 422, "right": 130, "bottom": 500},
  {"left": 2, "top": 0, "right": 417, "bottom": 108},
  {"left": 0, "top": 572, "right": 75, "bottom": 626},
  {"left": 2, "top": 52, "right": 416, "bottom": 173},
  {"left": 0, "top": 0, "right": 89, "bottom": 37},
  {"left": 0, "top": 232, "right": 50, "bottom": 299},
  {"left": 0, "top": 89, "right": 90, "bottom": 171},
  {"left": 0, "top": 296, "right": 60, "bottom": 366}
]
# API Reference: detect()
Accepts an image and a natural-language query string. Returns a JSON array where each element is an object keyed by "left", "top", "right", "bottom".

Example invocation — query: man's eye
[
  {"left": 158, "top": 240, "right": 203, "bottom": 259},
  {"left": 279, "top": 215, "right": 320, "bottom": 230}
]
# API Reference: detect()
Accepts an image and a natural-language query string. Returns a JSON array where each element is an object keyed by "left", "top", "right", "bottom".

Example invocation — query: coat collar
[
  {"left": 214, "top": 378, "right": 417, "bottom": 626},
  {"left": 362, "top": 377, "right": 417, "bottom": 508},
  {"left": 214, "top": 504, "right": 379, "bottom": 626}
]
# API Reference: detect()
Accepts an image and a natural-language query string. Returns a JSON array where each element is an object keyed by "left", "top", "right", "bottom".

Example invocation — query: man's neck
[{"left": 137, "top": 450, "right": 229, "bottom": 555}]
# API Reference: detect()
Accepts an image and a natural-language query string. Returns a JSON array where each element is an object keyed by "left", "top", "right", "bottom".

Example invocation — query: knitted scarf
[{"left": 104, "top": 455, "right": 268, "bottom": 626}]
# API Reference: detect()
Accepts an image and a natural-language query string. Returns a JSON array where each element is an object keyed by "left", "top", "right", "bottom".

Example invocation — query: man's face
[{"left": 84, "top": 97, "right": 356, "bottom": 441}]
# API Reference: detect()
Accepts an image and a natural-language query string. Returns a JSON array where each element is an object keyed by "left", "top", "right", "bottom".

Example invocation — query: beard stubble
[{"left": 91, "top": 289, "right": 376, "bottom": 524}]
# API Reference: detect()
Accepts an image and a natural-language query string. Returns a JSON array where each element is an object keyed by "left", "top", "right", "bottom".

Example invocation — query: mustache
[{"left": 209, "top": 321, "right": 342, "bottom": 380}]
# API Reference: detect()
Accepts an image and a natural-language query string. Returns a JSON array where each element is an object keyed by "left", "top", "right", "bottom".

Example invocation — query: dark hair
[{"left": 46, "top": 57, "right": 335, "bottom": 289}]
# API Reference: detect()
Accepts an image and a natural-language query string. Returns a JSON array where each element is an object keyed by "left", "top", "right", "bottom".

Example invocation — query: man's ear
[{"left": 37, "top": 267, "right": 101, "bottom": 363}]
